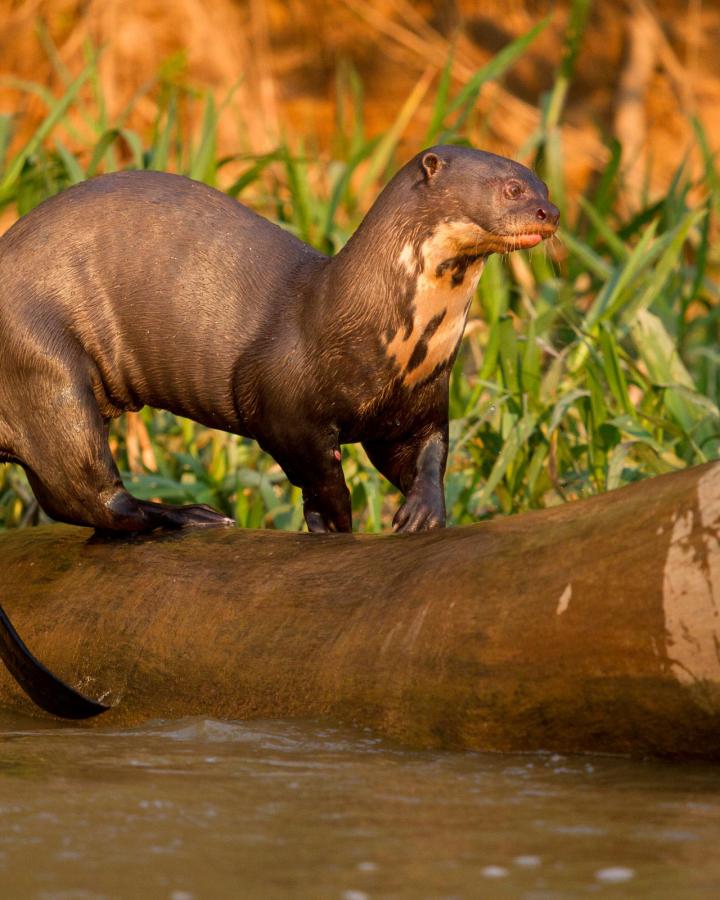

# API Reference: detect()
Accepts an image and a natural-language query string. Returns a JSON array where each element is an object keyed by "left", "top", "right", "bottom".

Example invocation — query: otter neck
[{"left": 321, "top": 213, "right": 487, "bottom": 388}]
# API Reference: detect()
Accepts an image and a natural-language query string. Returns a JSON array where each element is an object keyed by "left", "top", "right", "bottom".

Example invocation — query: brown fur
[{"left": 0, "top": 145, "right": 558, "bottom": 534}]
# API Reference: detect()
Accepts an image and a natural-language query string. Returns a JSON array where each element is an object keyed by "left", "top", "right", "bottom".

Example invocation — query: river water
[{"left": 0, "top": 712, "right": 718, "bottom": 899}]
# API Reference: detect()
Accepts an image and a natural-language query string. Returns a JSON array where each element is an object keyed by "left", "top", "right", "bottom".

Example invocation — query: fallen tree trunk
[{"left": 1, "top": 461, "right": 720, "bottom": 758}]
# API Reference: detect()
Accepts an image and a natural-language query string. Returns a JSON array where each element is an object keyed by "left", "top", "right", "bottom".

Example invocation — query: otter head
[
  {"left": 414, "top": 145, "right": 559, "bottom": 255},
  {"left": 356, "top": 146, "right": 560, "bottom": 390}
]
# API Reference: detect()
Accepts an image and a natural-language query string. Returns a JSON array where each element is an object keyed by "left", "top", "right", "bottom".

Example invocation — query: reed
[{"left": 0, "top": 18, "right": 717, "bottom": 531}]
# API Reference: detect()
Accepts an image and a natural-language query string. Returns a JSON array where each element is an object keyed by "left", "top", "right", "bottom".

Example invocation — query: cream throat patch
[{"left": 386, "top": 220, "right": 486, "bottom": 387}]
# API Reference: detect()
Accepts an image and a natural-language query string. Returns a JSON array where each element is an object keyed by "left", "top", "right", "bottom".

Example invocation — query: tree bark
[{"left": 1, "top": 461, "right": 720, "bottom": 759}]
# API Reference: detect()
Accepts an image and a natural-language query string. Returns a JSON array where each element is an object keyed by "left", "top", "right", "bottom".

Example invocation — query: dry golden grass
[{"left": 0, "top": 0, "right": 718, "bottom": 202}]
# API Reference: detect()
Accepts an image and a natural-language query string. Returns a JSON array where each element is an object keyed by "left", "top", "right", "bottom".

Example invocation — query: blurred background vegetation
[{"left": 0, "top": 0, "right": 717, "bottom": 531}]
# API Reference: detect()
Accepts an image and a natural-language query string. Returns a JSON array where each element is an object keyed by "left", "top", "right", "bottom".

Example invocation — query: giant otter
[
  {"left": 0, "top": 145, "right": 559, "bottom": 718},
  {"left": 0, "top": 146, "right": 558, "bottom": 534}
]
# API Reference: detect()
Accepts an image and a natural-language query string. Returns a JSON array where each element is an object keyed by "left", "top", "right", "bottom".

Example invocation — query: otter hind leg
[
  {"left": 20, "top": 384, "right": 233, "bottom": 533},
  {"left": 27, "top": 471, "right": 235, "bottom": 534},
  {"left": 101, "top": 493, "right": 235, "bottom": 534}
]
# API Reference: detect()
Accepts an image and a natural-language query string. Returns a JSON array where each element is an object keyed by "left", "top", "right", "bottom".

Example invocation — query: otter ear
[{"left": 421, "top": 151, "right": 444, "bottom": 182}]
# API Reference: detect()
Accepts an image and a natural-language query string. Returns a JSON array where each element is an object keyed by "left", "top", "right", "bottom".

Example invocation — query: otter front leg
[
  {"left": 262, "top": 434, "right": 352, "bottom": 533},
  {"left": 363, "top": 428, "right": 448, "bottom": 533},
  {"left": 302, "top": 475, "right": 352, "bottom": 533}
]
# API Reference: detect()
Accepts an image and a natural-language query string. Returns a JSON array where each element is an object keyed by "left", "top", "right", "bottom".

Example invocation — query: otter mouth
[
  {"left": 503, "top": 233, "right": 543, "bottom": 249},
  {"left": 470, "top": 229, "right": 554, "bottom": 254},
  {"left": 464, "top": 219, "right": 557, "bottom": 255},
  {"left": 456, "top": 221, "right": 557, "bottom": 256}
]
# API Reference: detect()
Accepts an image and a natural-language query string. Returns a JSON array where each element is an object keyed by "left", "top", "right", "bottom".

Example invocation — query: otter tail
[{"left": 0, "top": 602, "right": 109, "bottom": 719}]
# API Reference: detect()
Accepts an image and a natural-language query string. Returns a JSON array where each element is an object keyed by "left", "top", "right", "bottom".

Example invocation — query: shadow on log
[{"left": 1, "top": 461, "right": 720, "bottom": 758}]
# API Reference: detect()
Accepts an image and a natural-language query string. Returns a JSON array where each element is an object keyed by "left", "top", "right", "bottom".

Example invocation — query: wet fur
[{"left": 0, "top": 145, "right": 557, "bottom": 534}]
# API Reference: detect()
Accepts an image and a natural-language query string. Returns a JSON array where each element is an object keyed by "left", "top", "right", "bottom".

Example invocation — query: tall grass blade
[{"left": 0, "top": 62, "right": 95, "bottom": 201}]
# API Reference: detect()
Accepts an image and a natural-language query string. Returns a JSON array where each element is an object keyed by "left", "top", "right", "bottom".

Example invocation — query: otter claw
[
  {"left": 173, "top": 505, "right": 235, "bottom": 528},
  {"left": 305, "top": 510, "right": 330, "bottom": 533},
  {"left": 393, "top": 494, "right": 445, "bottom": 533},
  {"left": 141, "top": 502, "right": 235, "bottom": 529}
]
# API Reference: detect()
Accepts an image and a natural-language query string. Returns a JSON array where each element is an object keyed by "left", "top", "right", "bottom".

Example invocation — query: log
[{"left": 1, "top": 461, "right": 720, "bottom": 759}]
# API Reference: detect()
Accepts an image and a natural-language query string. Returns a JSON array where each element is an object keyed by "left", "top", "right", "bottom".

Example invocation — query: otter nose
[{"left": 536, "top": 203, "right": 560, "bottom": 227}]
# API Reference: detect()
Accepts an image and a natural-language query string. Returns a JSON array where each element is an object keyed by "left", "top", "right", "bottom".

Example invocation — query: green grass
[{"left": 0, "top": 12, "right": 717, "bottom": 531}]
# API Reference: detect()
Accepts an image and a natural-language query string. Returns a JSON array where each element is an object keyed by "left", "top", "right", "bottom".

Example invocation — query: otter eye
[{"left": 504, "top": 181, "right": 523, "bottom": 200}]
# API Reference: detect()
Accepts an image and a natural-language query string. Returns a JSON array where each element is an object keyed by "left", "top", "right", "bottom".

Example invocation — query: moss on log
[{"left": 1, "top": 461, "right": 720, "bottom": 758}]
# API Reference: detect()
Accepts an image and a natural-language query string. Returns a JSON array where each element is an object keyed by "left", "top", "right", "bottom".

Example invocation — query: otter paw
[
  {"left": 159, "top": 503, "right": 235, "bottom": 529},
  {"left": 392, "top": 494, "right": 445, "bottom": 533},
  {"left": 305, "top": 509, "right": 331, "bottom": 533}
]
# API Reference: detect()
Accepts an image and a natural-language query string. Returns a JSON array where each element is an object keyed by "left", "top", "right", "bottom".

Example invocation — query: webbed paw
[{"left": 393, "top": 490, "right": 445, "bottom": 533}]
